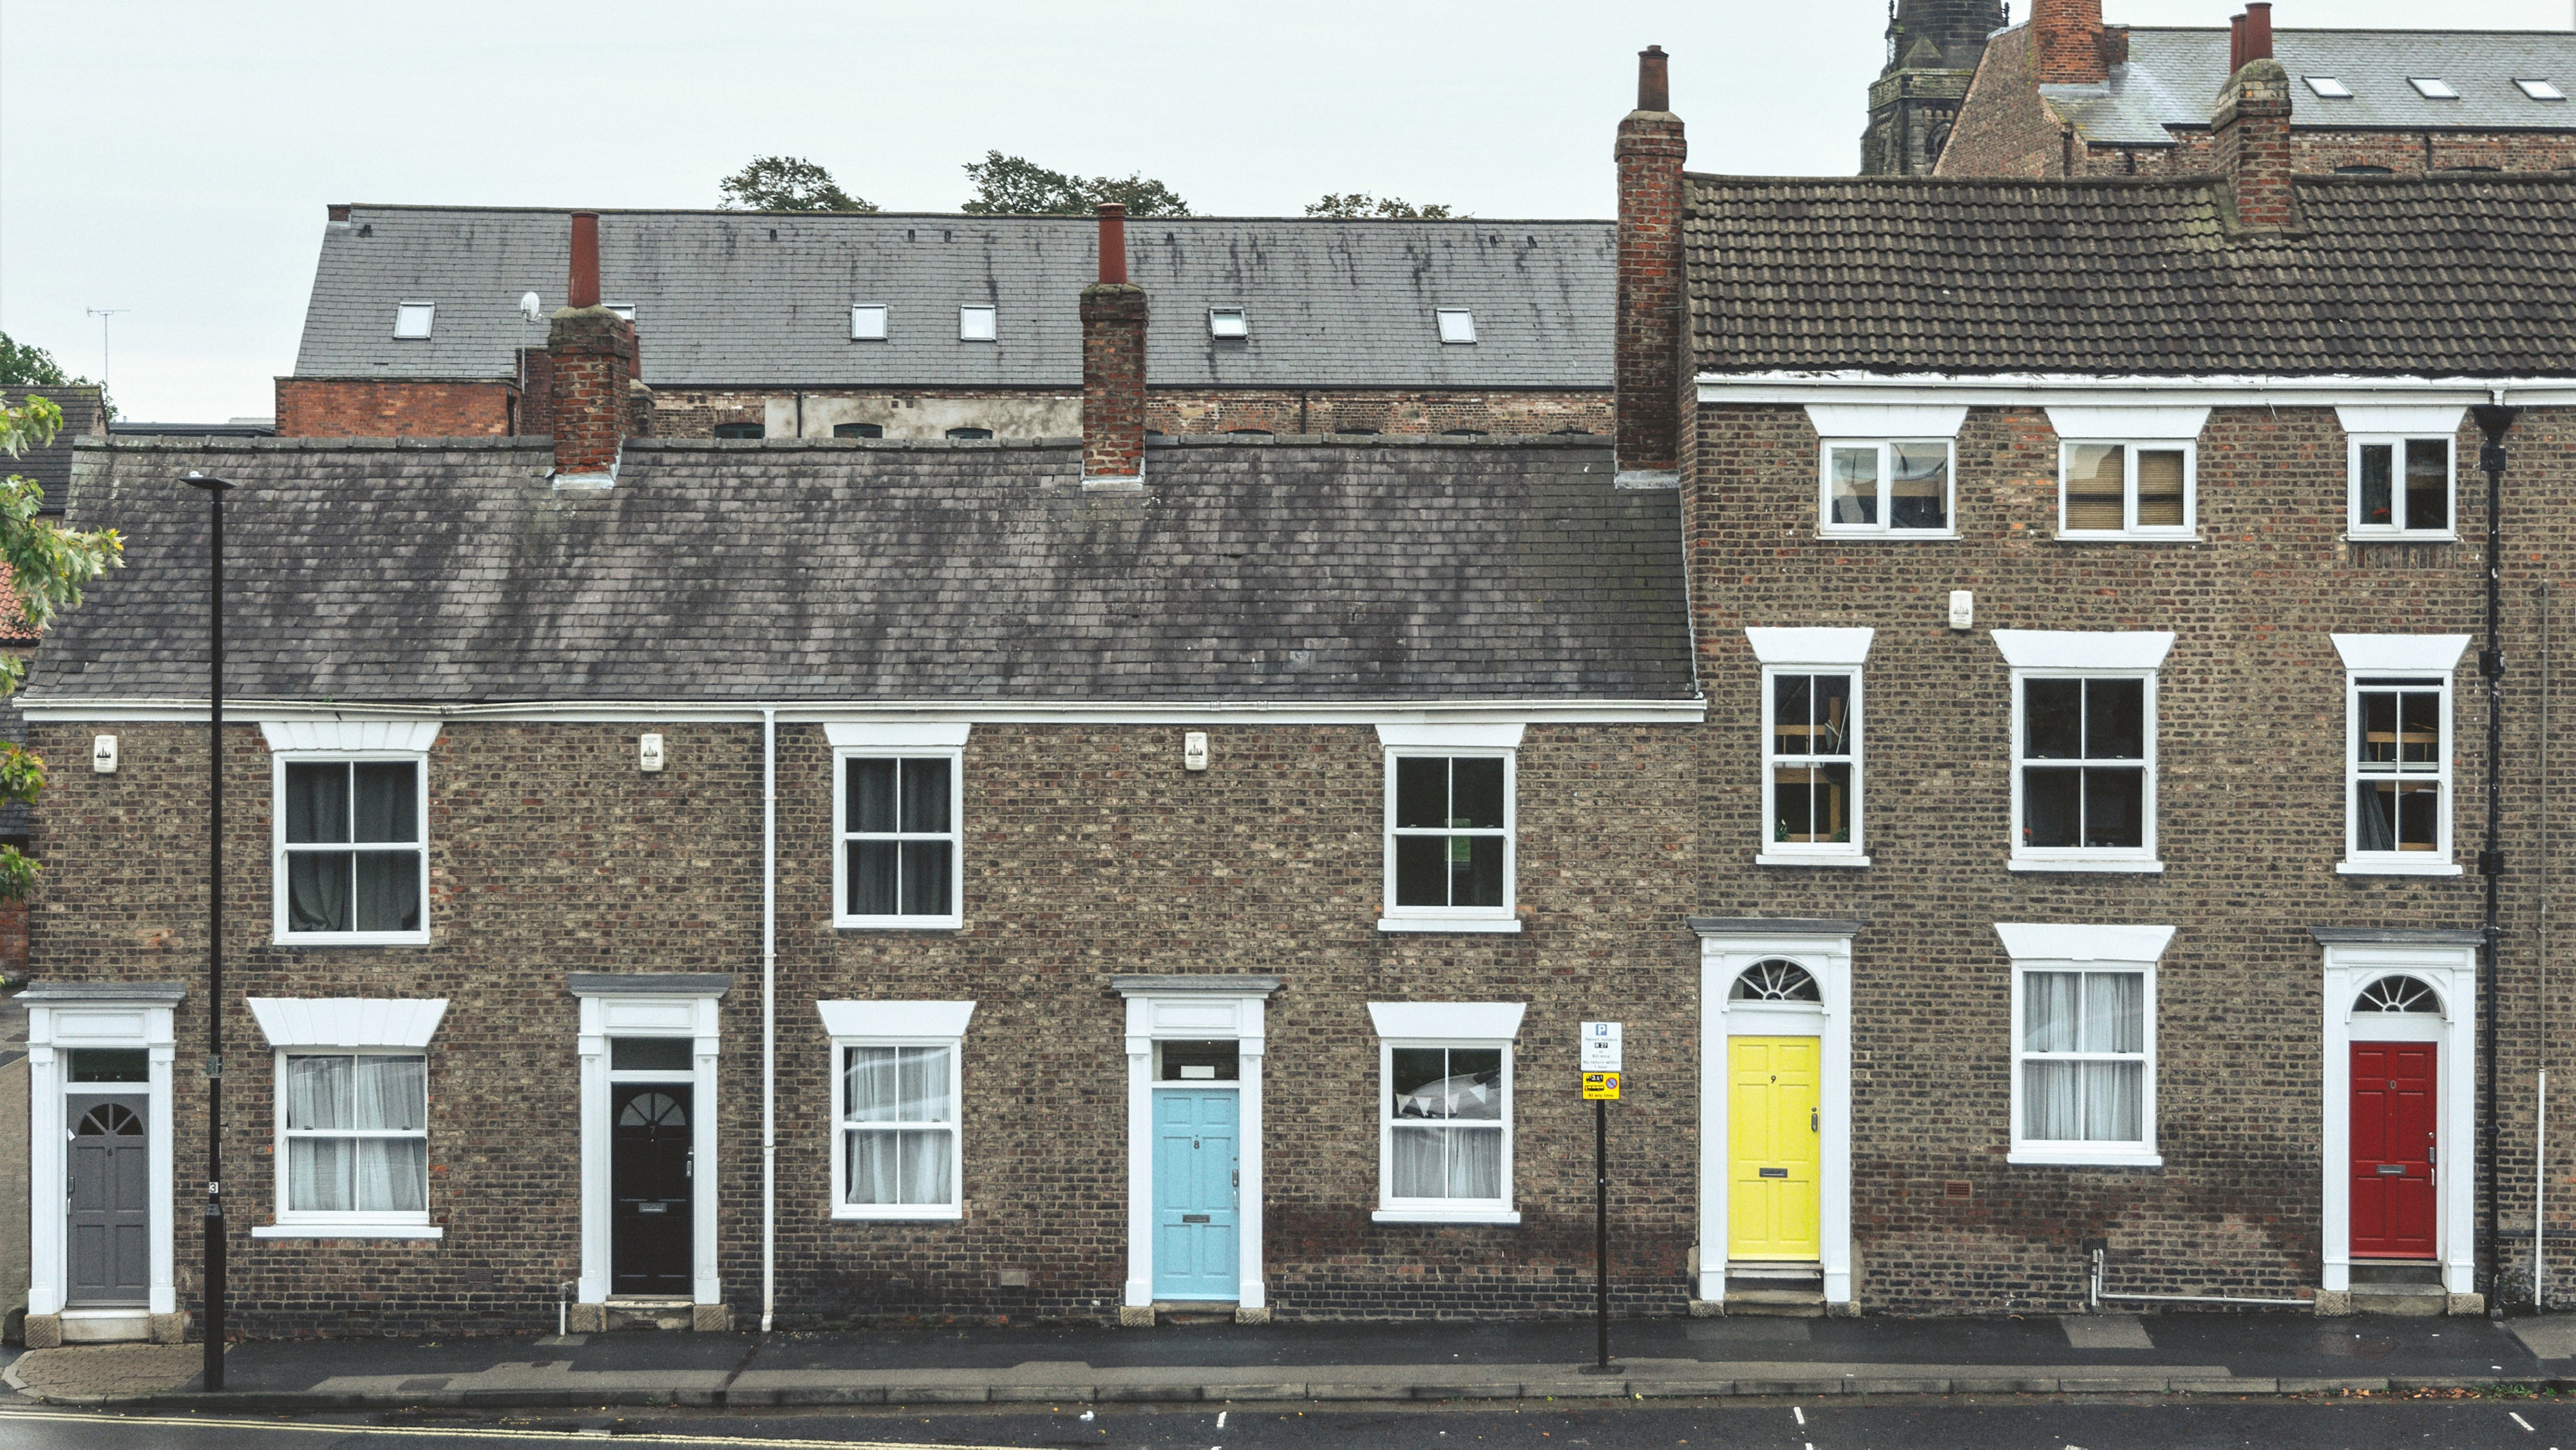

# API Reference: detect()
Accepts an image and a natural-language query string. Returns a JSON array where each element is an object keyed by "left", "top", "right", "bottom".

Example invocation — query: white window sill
[
  {"left": 2053, "top": 533, "right": 2202, "bottom": 544},
  {"left": 1378, "top": 917, "right": 1522, "bottom": 934},
  {"left": 835, "top": 918, "right": 964, "bottom": 931},
  {"left": 1817, "top": 529, "right": 1959, "bottom": 542},
  {"left": 2007, "top": 1150, "right": 2163, "bottom": 1169},
  {"left": 831, "top": 1205, "right": 963, "bottom": 1222},
  {"left": 2344, "top": 532, "right": 2459, "bottom": 544},
  {"left": 1372, "top": 1208, "right": 1521, "bottom": 1225},
  {"left": 2338, "top": 859, "right": 2465, "bottom": 876},
  {"left": 252, "top": 1223, "right": 443, "bottom": 1239},
  {"left": 1757, "top": 853, "right": 1871, "bottom": 868},
  {"left": 2008, "top": 857, "right": 2164, "bottom": 874},
  {"left": 273, "top": 933, "right": 431, "bottom": 948}
]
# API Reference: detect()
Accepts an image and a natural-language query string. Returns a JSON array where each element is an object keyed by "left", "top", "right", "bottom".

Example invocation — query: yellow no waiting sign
[{"left": 1582, "top": 1071, "right": 1621, "bottom": 1100}]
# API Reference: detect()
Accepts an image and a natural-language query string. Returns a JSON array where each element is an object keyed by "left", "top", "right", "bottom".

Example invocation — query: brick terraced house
[
  {"left": 1651, "top": 36, "right": 2576, "bottom": 1312},
  {"left": 15, "top": 207, "right": 1702, "bottom": 1343},
  {"left": 275, "top": 205, "right": 1615, "bottom": 444},
  {"left": 1937, "top": 0, "right": 2576, "bottom": 179}
]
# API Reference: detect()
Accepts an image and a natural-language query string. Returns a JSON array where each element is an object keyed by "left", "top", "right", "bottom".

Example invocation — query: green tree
[
  {"left": 1305, "top": 193, "right": 1456, "bottom": 220},
  {"left": 960, "top": 152, "right": 1190, "bottom": 216},
  {"left": 0, "top": 393, "right": 124, "bottom": 899},
  {"left": 718, "top": 155, "right": 876, "bottom": 213},
  {"left": 0, "top": 331, "right": 113, "bottom": 419}
]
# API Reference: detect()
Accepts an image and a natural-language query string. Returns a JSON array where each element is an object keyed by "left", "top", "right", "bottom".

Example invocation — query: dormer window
[
  {"left": 1434, "top": 309, "right": 1477, "bottom": 345},
  {"left": 1208, "top": 307, "right": 1247, "bottom": 339},
  {"left": 2517, "top": 79, "right": 2567, "bottom": 101},
  {"left": 958, "top": 306, "right": 997, "bottom": 342},
  {"left": 2409, "top": 77, "right": 2459, "bottom": 99},
  {"left": 2304, "top": 75, "right": 2353, "bottom": 99},
  {"left": 850, "top": 305, "right": 888, "bottom": 341},
  {"left": 392, "top": 303, "right": 435, "bottom": 340}
]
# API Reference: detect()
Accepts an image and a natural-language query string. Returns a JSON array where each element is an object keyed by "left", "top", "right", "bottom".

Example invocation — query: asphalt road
[{"left": 3, "top": 1397, "right": 2576, "bottom": 1449}]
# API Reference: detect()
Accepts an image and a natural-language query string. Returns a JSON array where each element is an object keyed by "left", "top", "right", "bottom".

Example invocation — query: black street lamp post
[{"left": 183, "top": 471, "right": 232, "bottom": 1390}]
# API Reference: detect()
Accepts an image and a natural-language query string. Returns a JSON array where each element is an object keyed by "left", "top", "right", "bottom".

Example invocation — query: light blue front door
[{"left": 1151, "top": 1089, "right": 1240, "bottom": 1301}]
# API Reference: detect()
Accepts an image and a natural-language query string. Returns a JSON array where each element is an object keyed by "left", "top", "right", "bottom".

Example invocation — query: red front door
[{"left": 2351, "top": 1042, "right": 2437, "bottom": 1259}]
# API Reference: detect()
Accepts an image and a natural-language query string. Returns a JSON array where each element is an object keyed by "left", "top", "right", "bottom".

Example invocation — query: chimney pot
[
  {"left": 569, "top": 211, "right": 601, "bottom": 310},
  {"left": 1636, "top": 44, "right": 1669, "bottom": 113},
  {"left": 1096, "top": 202, "right": 1127, "bottom": 286},
  {"left": 2242, "top": 2, "right": 2272, "bottom": 64}
]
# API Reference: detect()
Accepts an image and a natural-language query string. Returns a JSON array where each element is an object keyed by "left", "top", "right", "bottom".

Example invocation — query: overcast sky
[{"left": 4, "top": 0, "right": 2567, "bottom": 423}]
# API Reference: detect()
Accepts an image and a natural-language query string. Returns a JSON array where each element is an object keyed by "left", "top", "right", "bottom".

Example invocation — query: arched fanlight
[
  {"left": 1731, "top": 959, "right": 1822, "bottom": 1003},
  {"left": 2355, "top": 975, "right": 2441, "bottom": 1015}
]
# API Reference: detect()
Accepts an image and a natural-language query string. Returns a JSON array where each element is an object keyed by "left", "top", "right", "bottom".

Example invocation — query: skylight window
[
  {"left": 605, "top": 303, "right": 637, "bottom": 321},
  {"left": 1208, "top": 307, "right": 1248, "bottom": 339},
  {"left": 392, "top": 302, "right": 435, "bottom": 339},
  {"left": 958, "top": 306, "right": 997, "bottom": 342},
  {"left": 1434, "top": 309, "right": 1478, "bottom": 345},
  {"left": 2304, "top": 75, "right": 2353, "bottom": 99},
  {"left": 2409, "top": 77, "right": 2459, "bottom": 99},
  {"left": 2518, "top": 78, "right": 2567, "bottom": 101},
  {"left": 850, "top": 304, "right": 888, "bottom": 341}
]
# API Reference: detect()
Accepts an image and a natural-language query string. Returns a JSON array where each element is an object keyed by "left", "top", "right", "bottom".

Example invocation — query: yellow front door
[{"left": 1728, "top": 1036, "right": 1821, "bottom": 1261}]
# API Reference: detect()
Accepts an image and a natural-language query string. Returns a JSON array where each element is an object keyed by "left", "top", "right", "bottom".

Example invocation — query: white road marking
[
  {"left": 0, "top": 1409, "right": 1021, "bottom": 1449},
  {"left": 1794, "top": 1406, "right": 1805, "bottom": 1426},
  {"left": 2512, "top": 1412, "right": 2537, "bottom": 1433},
  {"left": 1217, "top": 1411, "right": 1227, "bottom": 1428}
]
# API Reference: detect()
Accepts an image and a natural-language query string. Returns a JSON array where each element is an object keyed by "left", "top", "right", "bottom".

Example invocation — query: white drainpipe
[{"left": 761, "top": 708, "right": 777, "bottom": 1332}]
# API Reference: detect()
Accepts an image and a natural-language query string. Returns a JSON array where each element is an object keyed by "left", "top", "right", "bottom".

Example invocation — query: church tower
[{"left": 1862, "top": 0, "right": 2007, "bottom": 175}]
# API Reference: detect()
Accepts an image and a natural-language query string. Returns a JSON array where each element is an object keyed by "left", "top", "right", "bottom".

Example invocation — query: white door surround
[
  {"left": 1112, "top": 975, "right": 1280, "bottom": 1313},
  {"left": 2315, "top": 928, "right": 2480, "bottom": 1295},
  {"left": 1692, "top": 917, "right": 1857, "bottom": 1307},
  {"left": 25, "top": 982, "right": 185, "bottom": 1341},
  {"left": 571, "top": 973, "right": 729, "bottom": 1308}
]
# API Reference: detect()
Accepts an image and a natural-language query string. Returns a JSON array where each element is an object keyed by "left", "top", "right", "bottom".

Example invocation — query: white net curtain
[
  {"left": 2022, "top": 971, "right": 2145, "bottom": 1143},
  {"left": 285, "top": 1054, "right": 428, "bottom": 1212},
  {"left": 1390, "top": 1047, "right": 1504, "bottom": 1200},
  {"left": 844, "top": 1045, "right": 954, "bottom": 1206}
]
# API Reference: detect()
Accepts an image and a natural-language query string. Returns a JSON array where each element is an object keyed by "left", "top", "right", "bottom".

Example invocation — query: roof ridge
[{"left": 332, "top": 204, "right": 1614, "bottom": 225}]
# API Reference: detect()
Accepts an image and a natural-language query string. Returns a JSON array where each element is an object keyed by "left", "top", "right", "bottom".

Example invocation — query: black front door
[
  {"left": 611, "top": 1083, "right": 692, "bottom": 1295},
  {"left": 68, "top": 1096, "right": 149, "bottom": 1306}
]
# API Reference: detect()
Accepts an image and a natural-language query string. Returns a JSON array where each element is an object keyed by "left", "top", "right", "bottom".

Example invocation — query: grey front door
[{"left": 67, "top": 1096, "right": 148, "bottom": 1306}]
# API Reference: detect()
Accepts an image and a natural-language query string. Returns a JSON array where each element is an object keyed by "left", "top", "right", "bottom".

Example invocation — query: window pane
[
  {"left": 68, "top": 1049, "right": 148, "bottom": 1083},
  {"left": 2081, "top": 972, "right": 2145, "bottom": 1053},
  {"left": 2064, "top": 444, "right": 2125, "bottom": 530},
  {"left": 2084, "top": 678, "right": 2145, "bottom": 759},
  {"left": 611, "top": 1038, "right": 692, "bottom": 1072},
  {"left": 1390, "top": 1047, "right": 1451, "bottom": 1110},
  {"left": 1394, "top": 757, "right": 1448, "bottom": 830},
  {"left": 2136, "top": 449, "right": 2186, "bottom": 528},
  {"left": 1392, "top": 1125, "right": 1501, "bottom": 1199},
  {"left": 2358, "top": 443, "right": 2395, "bottom": 526},
  {"left": 2080, "top": 1062, "right": 2144, "bottom": 1141},
  {"left": 2404, "top": 439, "right": 2448, "bottom": 531},
  {"left": 290, "top": 1138, "right": 351, "bottom": 1212},
  {"left": 846, "top": 1047, "right": 898, "bottom": 1123},
  {"left": 1447, "top": 1049, "right": 1503, "bottom": 1120},
  {"left": 351, "top": 1056, "right": 426, "bottom": 1130},
  {"left": 288, "top": 852, "right": 353, "bottom": 932},
  {"left": 1772, "top": 763, "right": 1851, "bottom": 843},
  {"left": 848, "top": 840, "right": 898, "bottom": 915},
  {"left": 1454, "top": 834, "right": 1506, "bottom": 908},
  {"left": 896, "top": 1045, "right": 951, "bottom": 1123},
  {"left": 354, "top": 1138, "right": 428, "bottom": 1213},
  {"left": 2023, "top": 768, "right": 2081, "bottom": 848},
  {"left": 2023, "top": 1060, "right": 2077, "bottom": 1140},
  {"left": 1393, "top": 836, "right": 1447, "bottom": 906},
  {"left": 1811, "top": 674, "right": 1852, "bottom": 756},
  {"left": 2356, "top": 781, "right": 2400, "bottom": 852},
  {"left": 2395, "top": 780, "right": 2441, "bottom": 850},
  {"left": 2082, "top": 767, "right": 2145, "bottom": 848},
  {"left": 2358, "top": 690, "right": 2399, "bottom": 766},
  {"left": 2398, "top": 691, "right": 2441, "bottom": 765},
  {"left": 1451, "top": 758, "right": 1504, "bottom": 830},
  {"left": 848, "top": 759, "right": 896, "bottom": 834},
  {"left": 1828, "top": 447, "right": 1878, "bottom": 525},
  {"left": 285, "top": 763, "right": 348, "bottom": 844},
  {"left": 898, "top": 758, "right": 951, "bottom": 834},
  {"left": 287, "top": 1055, "right": 354, "bottom": 1130},
  {"left": 352, "top": 763, "right": 417, "bottom": 843},
  {"left": 352, "top": 851, "right": 421, "bottom": 932},
  {"left": 1772, "top": 674, "right": 1813, "bottom": 758},
  {"left": 2024, "top": 971, "right": 2080, "bottom": 1053},
  {"left": 846, "top": 1127, "right": 952, "bottom": 1205},
  {"left": 2025, "top": 680, "right": 2083, "bottom": 759},
  {"left": 1889, "top": 441, "right": 1948, "bottom": 529},
  {"left": 899, "top": 840, "right": 952, "bottom": 916}
]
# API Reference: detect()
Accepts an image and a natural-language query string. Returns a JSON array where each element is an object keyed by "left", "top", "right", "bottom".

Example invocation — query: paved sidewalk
[{"left": 9, "top": 1312, "right": 2576, "bottom": 1410}]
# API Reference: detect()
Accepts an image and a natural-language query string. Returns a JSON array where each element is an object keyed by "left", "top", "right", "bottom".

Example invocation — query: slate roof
[
  {"left": 1685, "top": 171, "right": 2576, "bottom": 376},
  {"left": 4, "top": 386, "right": 106, "bottom": 514},
  {"left": 27, "top": 435, "right": 1692, "bottom": 707},
  {"left": 2042, "top": 28, "right": 2576, "bottom": 145},
  {"left": 291, "top": 207, "right": 1614, "bottom": 392}
]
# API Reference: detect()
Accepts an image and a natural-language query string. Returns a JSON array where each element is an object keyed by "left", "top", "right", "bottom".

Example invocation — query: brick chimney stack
[
  {"left": 548, "top": 211, "right": 639, "bottom": 482},
  {"left": 2213, "top": 10, "right": 2294, "bottom": 230},
  {"left": 1614, "top": 44, "right": 1685, "bottom": 487},
  {"left": 1080, "top": 203, "right": 1148, "bottom": 487},
  {"left": 2032, "top": 0, "right": 2108, "bottom": 84}
]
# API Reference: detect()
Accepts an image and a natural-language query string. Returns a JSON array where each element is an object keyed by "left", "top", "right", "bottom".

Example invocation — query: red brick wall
[
  {"left": 274, "top": 379, "right": 517, "bottom": 439},
  {"left": 1616, "top": 106, "right": 1687, "bottom": 473},
  {"left": 545, "top": 308, "right": 636, "bottom": 475},
  {"left": 1079, "top": 285, "right": 1148, "bottom": 479}
]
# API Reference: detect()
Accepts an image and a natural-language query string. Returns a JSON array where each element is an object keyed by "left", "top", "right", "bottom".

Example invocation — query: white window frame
[
  {"left": 269, "top": 742, "right": 433, "bottom": 946},
  {"left": 830, "top": 724, "right": 967, "bottom": 930},
  {"left": 850, "top": 304, "right": 889, "bottom": 341},
  {"left": 1208, "top": 307, "right": 1248, "bottom": 338},
  {"left": 1815, "top": 439, "right": 1958, "bottom": 538},
  {"left": 2306, "top": 75, "right": 2354, "bottom": 98},
  {"left": 272, "top": 1049, "right": 433, "bottom": 1232},
  {"left": 819, "top": 1000, "right": 974, "bottom": 1223},
  {"left": 1368, "top": 1002, "right": 1522, "bottom": 1225},
  {"left": 391, "top": 302, "right": 435, "bottom": 340},
  {"left": 2345, "top": 434, "right": 2458, "bottom": 539},
  {"left": 2409, "top": 77, "right": 2458, "bottom": 99},
  {"left": 2517, "top": 79, "right": 2568, "bottom": 101},
  {"left": 1998, "top": 923, "right": 2170, "bottom": 1167},
  {"left": 1996, "top": 631, "right": 2173, "bottom": 873},
  {"left": 2055, "top": 439, "right": 2197, "bottom": 540},
  {"left": 958, "top": 305, "right": 997, "bottom": 341},
  {"left": 1748, "top": 627, "right": 1873, "bottom": 866},
  {"left": 245, "top": 997, "right": 448, "bottom": 1239},
  {"left": 1376, "top": 725, "right": 1520, "bottom": 933},
  {"left": 1434, "top": 309, "right": 1477, "bottom": 345},
  {"left": 2334, "top": 633, "right": 2472, "bottom": 876}
]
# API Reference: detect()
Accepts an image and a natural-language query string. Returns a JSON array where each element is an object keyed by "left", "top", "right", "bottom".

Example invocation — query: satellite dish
[{"left": 519, "top": 291, "right": 542, "bottom": 322}]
